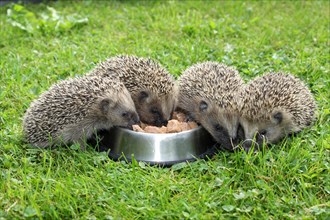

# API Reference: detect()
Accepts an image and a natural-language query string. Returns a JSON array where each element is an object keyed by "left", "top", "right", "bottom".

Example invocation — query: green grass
[{"left": 1, "top": 0, "right": 329, "bottom": 219}]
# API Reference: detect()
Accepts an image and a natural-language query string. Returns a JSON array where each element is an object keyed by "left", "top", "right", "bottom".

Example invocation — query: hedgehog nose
[
  {"left": 242, "top": 140, "right": 252, "bottom": 152},
  {"left": 161, "top": 119, "right": 168, "bottom": 126},
  {"left": 126, "top": 112, "right": 140, "bottom": 130},
  {"left": 242, "top": 139, "right": 259, "bottom": 152},
  {"left": 131, "top": 113, "right": 140, "bottom": 124},
  {"left": 231, "top": 123, "right": 245, "bottom": 147},
  {"left": 153, "top": 120, "right": 162, "bottom": 127},
  {"left": 153, "top": 116, "right": 166, "bottom": 127}
]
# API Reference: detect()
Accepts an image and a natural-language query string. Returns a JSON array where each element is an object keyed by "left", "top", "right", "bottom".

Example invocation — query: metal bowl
[{"left": 94, "top": 126, "right": 218, "bottom": 166}]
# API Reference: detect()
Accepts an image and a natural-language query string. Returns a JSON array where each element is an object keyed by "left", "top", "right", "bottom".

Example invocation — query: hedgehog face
[
  {"left": 195, "top": 99, "right": 244, "bottom": 150},
  {"left": 132, "top": 90, "right": 175, "bottom": 127},
  {"left": 239, "top": 72, "right": 317, "bottom": 152},
  {"left": 239, "top": 110, "right": 295, "bottom": 151},
  {"left": 99, "top": 90, "right": 139, "bottom": 129}
]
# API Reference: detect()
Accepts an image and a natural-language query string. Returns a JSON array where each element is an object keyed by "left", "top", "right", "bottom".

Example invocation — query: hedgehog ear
[
  {"left": 272, "top": 111, "right": 283, "bottom": 124},
  {"left": 138, "top": 91, "right": 149, "bottom": 103},
  {"left": 99, "top": 98, "right": 116, "bottom": 114},
  {"left": 199, "top": 101, "right": 208, "bottom": 112}
]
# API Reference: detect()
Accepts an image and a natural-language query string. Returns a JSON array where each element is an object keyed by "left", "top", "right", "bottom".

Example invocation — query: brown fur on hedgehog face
[
  {"left": 239, "top": 109, "right": 297, "bottom": 151},
  {"left": 58, "top": 88, "right": 139, "bottom": 149},
  {"left": 87, "top": 55, "right": 177, "bottom": 127},
  {"left": 182, "top": 97, "right": 244, "bottom": 150},
  {"left": 239, "top": 72, "right": 316, "bottom": 152},
  {"left": 96, "top": 89, "right": 140, "bottom": 129},
  {"left": 131, "top": 90, "right": 176, "bottom": 127},
  {"left": 23, "top": 76, "right": 139, "bottom": 149},
  {"left": 177, "top": 62, "right": 245, "bottom": 150}
]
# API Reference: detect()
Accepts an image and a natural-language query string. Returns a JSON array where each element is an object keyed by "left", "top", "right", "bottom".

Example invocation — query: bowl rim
[{"left": 117, "top": 126, "right": 202, "bottom": 137}]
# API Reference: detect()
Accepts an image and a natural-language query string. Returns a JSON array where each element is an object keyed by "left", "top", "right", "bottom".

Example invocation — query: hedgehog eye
[
  {"left": 199, "top": 101, "right": 208, "bottom": 112},
  {"left": 272, "top": 112, "right": 283, "bottom": 124},
  {"left": 138, "top": 91, "right": 149, "bottom": 102},
  {"left": 122, "top": 112, "right": 128, "bottom": 118}
]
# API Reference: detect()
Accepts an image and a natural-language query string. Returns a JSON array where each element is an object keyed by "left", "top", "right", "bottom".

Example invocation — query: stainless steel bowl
[{"left": 96, "top": 126, "right": 218, "bottom": 166}]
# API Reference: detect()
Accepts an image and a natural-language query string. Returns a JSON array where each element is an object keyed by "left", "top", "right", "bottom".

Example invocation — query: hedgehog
[
  {"left": 177, "top": 61, "right": 245, "bottom": 150},
  {"left": 239, "top": 72, "right": 317, "bottom": 152},
  {"left": 87, "top": 55, "right": 177, "bottom": 127},
  {"left": 23, "top": 75, "right": 139, "bottom": 149}
]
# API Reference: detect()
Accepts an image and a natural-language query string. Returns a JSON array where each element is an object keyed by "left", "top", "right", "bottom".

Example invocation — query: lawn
[{"left": 0, "top": 0, "right": 329, "bottom": 219}]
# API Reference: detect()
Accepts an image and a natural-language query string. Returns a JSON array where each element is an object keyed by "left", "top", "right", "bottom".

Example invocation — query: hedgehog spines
[
  {"left": 240, "top": 72, "right": 316, "bottom": 131},
  {"left": 23, "top": 75, "right": 138, "bottom": 148}
]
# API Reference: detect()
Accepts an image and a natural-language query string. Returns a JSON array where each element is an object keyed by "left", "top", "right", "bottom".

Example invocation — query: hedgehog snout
[
  {"left": 161, "top": 119, "right": 168, "bottom": 126},
  {"left": 240, "top": 131, "right": 268, "bottom": 152},
  {"left": 151, "top": 114, "right": 167, "bottom": 127},
  {"left": 132, "top": 112, "right": 140, "bottom": 124},
  {"left": 153, "top": 118, "right": 166, "bottom": 127},
  {"left": 241, "top": 139, "right": 259, "bottom": 152},
  {"left": 128, "top": 112, "right": 140, "bottom": 127},
  {"left": 230, "top": 123, "right": 245, "bottom": 149}
]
